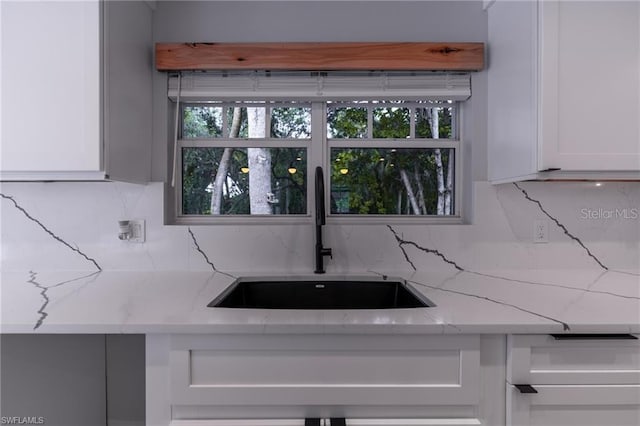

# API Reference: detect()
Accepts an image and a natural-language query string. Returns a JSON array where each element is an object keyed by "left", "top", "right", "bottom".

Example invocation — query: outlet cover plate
[
  {"left": 533, "top": 219, "right": 548, "bottom": 243},
  {"left": 129, "top": 220, "right": 145, "bottom": 243}
]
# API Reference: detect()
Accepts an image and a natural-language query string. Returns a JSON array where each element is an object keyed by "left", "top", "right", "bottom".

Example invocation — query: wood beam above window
[{"left": 155, "top": 42, "right": 484, "bottom": 71}]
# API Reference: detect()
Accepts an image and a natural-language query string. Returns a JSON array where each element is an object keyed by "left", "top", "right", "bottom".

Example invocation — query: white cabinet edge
[{"left": 0, "top": 171, "right": 107, "bottom": 181}]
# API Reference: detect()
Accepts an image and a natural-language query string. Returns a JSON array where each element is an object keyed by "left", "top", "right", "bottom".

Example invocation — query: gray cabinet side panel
[
  {"left": 0, "top": 334, "right": 106, "bottom": 426},
  {"left": 106, "top": 334, "right": 145, "bottom": 426},
  {"left": 104, "top": 1, "right": 153, "bottom": 183},
  {"left": 487, "top": 0, "right": 538, "bottom": 182}
]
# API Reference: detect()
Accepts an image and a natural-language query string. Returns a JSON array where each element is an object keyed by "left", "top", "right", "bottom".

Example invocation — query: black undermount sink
[{"left": 208, "top": 277, "right": 434, "bottom": 309}]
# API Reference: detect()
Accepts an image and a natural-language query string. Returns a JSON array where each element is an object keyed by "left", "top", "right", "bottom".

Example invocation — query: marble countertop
[
  {"left": 2, "top": 268, "right": 638, "bottom": 334},
  {"left": 2, "top": 181, "right": 639, "bottom": 335}
]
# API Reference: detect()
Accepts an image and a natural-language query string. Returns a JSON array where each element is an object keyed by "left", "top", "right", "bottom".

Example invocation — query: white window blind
[{"left": 168, "top": 72, "right": 471, "bottom": 101}]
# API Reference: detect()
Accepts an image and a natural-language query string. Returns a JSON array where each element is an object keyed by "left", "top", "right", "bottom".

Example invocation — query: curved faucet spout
[{"left": 314, "top": 166, "right": 332, "bottom": 274}]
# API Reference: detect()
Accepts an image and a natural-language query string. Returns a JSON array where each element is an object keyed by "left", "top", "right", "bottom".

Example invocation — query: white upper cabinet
[
  {"left": 488, "top": 0, "right": 640, "bottom": 183},
  {"left": 0, "top": 1, "right": 152, "bottom": 182},
  {"left": 0, "top": 1, "right": 102, "bottom": 180}
]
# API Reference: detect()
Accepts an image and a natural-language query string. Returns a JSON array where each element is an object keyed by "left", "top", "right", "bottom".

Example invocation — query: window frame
[
  {"left": 174, "top": 99, "right": 464, "bottom": 226},
  {"left": 176, "top": 101, "right": 315, "bottom": 225}
]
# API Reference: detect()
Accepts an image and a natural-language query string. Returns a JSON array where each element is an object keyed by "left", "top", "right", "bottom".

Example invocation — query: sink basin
[{"left": 208, "top": 277, "right": 434, "bottom": 309}]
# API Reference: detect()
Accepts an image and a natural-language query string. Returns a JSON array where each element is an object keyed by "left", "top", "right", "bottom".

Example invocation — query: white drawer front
[
  {"left": 508, "top": 384, "right": 640, "bottom": 426},
  {"left": 507, "top": 334, "right": 640, "bottom": 426},
  {"left": 169, "top": 335, "right": 480, "bottom": 407},
  {"left": 531, "top": 345, "right": 640, "bottom": 371},
  {"left": 189, "top": 349, "right": 463, "bottom": 386},
  {"left": 529, "top": 406, "right": 640, "bottom": 426},
  {"left": 508, "top": 335, "right": 640, "bottom": 385}
]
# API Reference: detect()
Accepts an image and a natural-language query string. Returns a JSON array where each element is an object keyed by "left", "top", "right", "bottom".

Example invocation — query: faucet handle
[{"left": 322, "top": 247, "right": 333, "bottom": 259}]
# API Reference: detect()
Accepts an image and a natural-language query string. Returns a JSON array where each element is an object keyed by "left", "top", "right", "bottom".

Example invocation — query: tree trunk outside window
[{"left": 247, "top": 108, "right": 272, "bottom": 214}]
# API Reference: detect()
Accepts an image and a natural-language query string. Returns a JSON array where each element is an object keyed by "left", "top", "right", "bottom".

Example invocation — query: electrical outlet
[
  {"left": 129, "top": 220, "right": 146, "bottom": 243},
  {"left": 533, "top": 219, "right": 548, "bottom": 243}
]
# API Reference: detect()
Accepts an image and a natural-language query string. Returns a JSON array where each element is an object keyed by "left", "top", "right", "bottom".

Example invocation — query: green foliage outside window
[
  {"left": 182, "top": 147, "right": 306, "bottom": 215},
  {"left": 327, "top": 106, "right": 367, "bottom": 138},
  {"left": 331, "top": 148, "right": 452, "bottom": 215},
  {"left": 180, "top": 101, "right": 456, "bottom": 217}
]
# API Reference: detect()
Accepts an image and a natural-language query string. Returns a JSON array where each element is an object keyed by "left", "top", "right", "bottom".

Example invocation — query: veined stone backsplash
[{"left": 1, "top": 181, "right": 638, "bottom": 274}]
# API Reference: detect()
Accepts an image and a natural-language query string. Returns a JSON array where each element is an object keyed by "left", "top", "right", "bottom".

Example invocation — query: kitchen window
[
  {"left": 179, "top": 102, "right": 311, "bottom": 217},
  {"left": 170, "top": 72, "right": 468, "bottom": 224}
]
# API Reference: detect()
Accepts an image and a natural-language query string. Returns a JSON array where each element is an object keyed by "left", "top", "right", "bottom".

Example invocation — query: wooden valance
[{"left": 155, "top": 42, "right": 484, "bottom": 72}]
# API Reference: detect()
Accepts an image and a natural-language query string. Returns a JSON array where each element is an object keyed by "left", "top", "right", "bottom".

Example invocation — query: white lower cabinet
[
  {"left": 507, "top": 335, "right": 640, "bottom": 426},
  {"left": 148, "top": 333, "right": 640, "bottom": 426},
  {"left": 146, "top": 334, "right": 500, "bottom": 426}
]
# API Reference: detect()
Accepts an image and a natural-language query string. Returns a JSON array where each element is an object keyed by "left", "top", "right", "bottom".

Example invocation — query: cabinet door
[
  {"left": 0, "top": 0, "right": 153, "bottom": 182},
  {"left": 507, "top": 335, "right": 640, "bottom": 426},
  {"left": 0, "top": 1, "right": 103, "bottom": 180},
  {"left": 540, "top": 1, "right": 640, "bottom": 172},
  {"left": 488, "top": 0, "right": 640, "bottom": 182}
]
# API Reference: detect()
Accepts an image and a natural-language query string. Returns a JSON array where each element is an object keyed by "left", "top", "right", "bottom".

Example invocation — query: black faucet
[{"left": 314, "top": 166, "right": 332, "bottom": 274}]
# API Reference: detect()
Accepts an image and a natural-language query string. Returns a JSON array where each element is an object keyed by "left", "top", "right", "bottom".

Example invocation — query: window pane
[
  {"left": 416, "top": 103, "right": 454, "bottom": 139},
  {"left": 182, "top": 147, "right": 307, "bottom": 215},
  {"left": 327, "top": 106, "right": 368, "bottom": 138},
  {"left": 330, "top": 148, "right": 455, "bottom": 215},
  {"left": 270, "top": 106, "right": 311, "bottom": 138},
  {"left": 226, "top": 106, "right": 267, "bottom": 139},
  {"left": 373, "top": 106, "right": 410, "bottom": 138},
  {"left": 182, "top": 106, "right": 223, "bottom": 138}
]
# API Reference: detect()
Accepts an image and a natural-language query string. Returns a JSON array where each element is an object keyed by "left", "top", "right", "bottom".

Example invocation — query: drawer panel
[
  {"left": 531, "top": 345, "right": 640, "bottom": 371},
  {"left": 508, "top": 383, "right": 640, "bottom": 426},
  {"left": 190, "top": 349, "right": 462, "bottom": 386},
  {"left": 170, "top": 335, "right": 480, "bottom": 407},
  {"left": 508, "top": 335, "right": 640, "bottom": 385}
]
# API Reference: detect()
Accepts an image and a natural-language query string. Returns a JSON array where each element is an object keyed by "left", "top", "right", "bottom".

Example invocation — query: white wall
[{"left": 153, "top": 1, "right": 487, "bottom": 42}]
